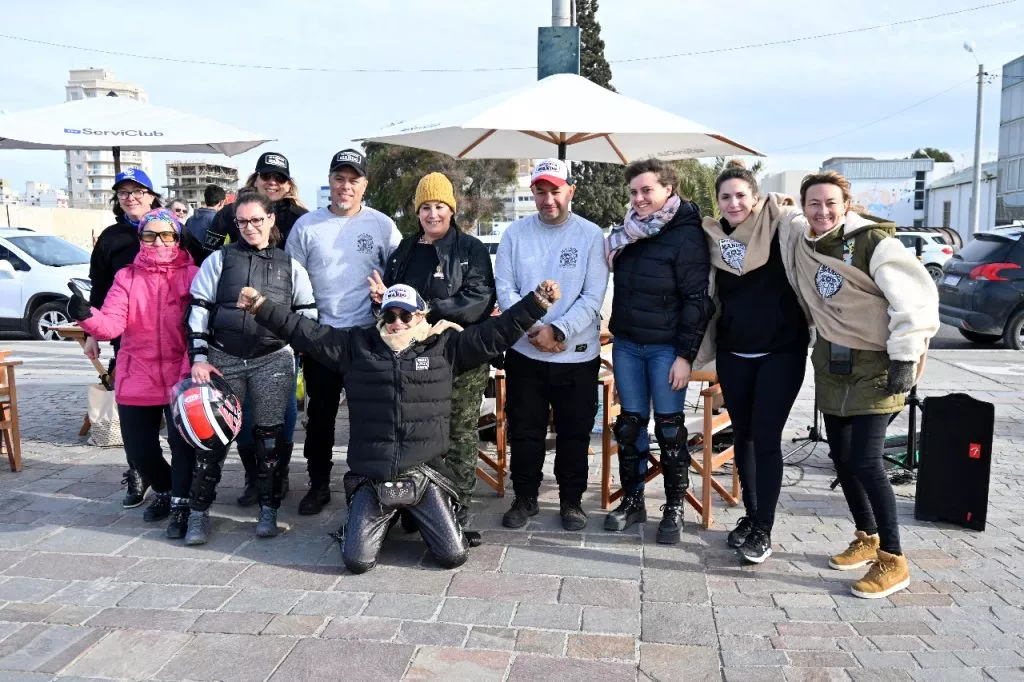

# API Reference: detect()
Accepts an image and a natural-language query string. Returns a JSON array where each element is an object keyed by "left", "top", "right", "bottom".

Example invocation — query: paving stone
[
  {"left": 321, "top": 616, "right": 401, "bottom": 641},
  {"left": 62, "top": 629, "right": 192, "bottom": 679},
  {"left": 560, "top": 577, "right": 641, "bottom": 608},
  {"left": 955, "top": 649, "right": 1024, "bottom": 667},
  {"left": 180, "top": 586, "right": 238, "bottom": 610},
  {"left": 43, "top": 606, "right": 101, "bottom": 625},
  {"left": 0, "top": 623, "right": 94, "bottom": 671},
  {"left": 465, "top": 626, "right": 517, "bottom": 651},
  {"left": 365, "top": 593, "right": 442, "bottom": 620},
  {"left": 87, "top": 607, "right": 199, "bottom": 632},
  {"left": 515, "top": 628, "right": 566, "bottom": 655},
  {"left": 639, "top": 643, "right": 723, "bottom": 682},
  {"left": 229, "top": 563, "right": 339, "bottom": 591},
  {"left": 508, "top": 653, "right": 636, "bottom": 681},
  {"left": 642, "top": 568, "right": 709, "bottom": 604},
  {"left": 288, "top": 591, "right": 367, "bottom": 617},
  {"left": 0, "top": 551, "right": 34, "bottom": 573},
  {"left": 230, "top": 535, "right": 333, "bottom": 566},
  {"left": 117, "top": 584, "right": 199, "bottom": 609},
  {"left": 867, "top": 635, "right": 927, "bottom": 651},
  {"left": 582, "top": 606, "right": 641, "bottom": 635},
  {"left": 642, "top": 603, "right": 716, "bottom": 646},
  {"left": 512, "top": 602, "right": 581, "bottom": 630},
  {"left": 46, "top": 580, "right": 139, "bottom": 608},
  {"left": 501, "top": 546, "right": 641, "bottom": 580},
  {"left": 35, "top": 627, "right": 106, "bottom": 674},
  {"left": 853, "top": 651, "right": 918, "bottom": 668},
  {"left": 260, "top": 614, "right": 325, "bottom": 637},
  {"left": 332, "top": 566, "right": 453, "bottom": 595},
  {"left": 776, "top": 622, "right": 857, "bottom": 637},
  {"left": 773, "top": 593, "right": 838, "bottom": 609},
  {"left": 190, "top": 611, "right": 273, "bottom": 635},
  {"left": 157, "top": 632, "right": 295, "bottom": 682},
  {"left": 723, "top": 649, "right": 789, "bottom": 666},
  {"left": 567, "top": 633, "right": 634, "bottom": 660},
  {"left": 126, "top": 558, "right": 247, "bottom": 586},
  {"left": 117, "top": 531, "right": 250, "bottom": 560},
  {"left": 850, "top": 622, "right": 934, "bottom": 636},
  {"left": 0, "top": 602, "right": 61, "bottom": 622},
  {"left": 888, "top": 593, "right": 955, "bottom": 607},
  {"left": 269, "top": 638, "right": 414, "bottom": 681},
  {"left": 785, "top": 651, "right": 857, "bottom": 667},
  {"left": 448, "top": 571, "right": 560, "bottom": 603},
  {"left": 4, "top": 553, "right": 135, "bottom": 581},
  {"left": 405, "top": 646, "right": 510, "bottom": 682},
  {"left": 911, "top": 651, "right": 963, "bottom": 668},
  {"left": 437, "top": 597, "right": 514, "bottom": 626},
  {"left": 31, "top": 528, "right": 134, "bottom": 554},
  {"left": 723, "top": 667, "right": 786, "bottom": 682},
  {"left": 0, "top": 578, "right": 68, "bottom": 603},
  {"left": 221, "top": 588, "right": 304, "bottom": 614},
  {"left": 770, "top": 636, "right": 841, "bottom": 651},
  {"left": 397, "top": 621, "right": 468, "bottom": 646}
]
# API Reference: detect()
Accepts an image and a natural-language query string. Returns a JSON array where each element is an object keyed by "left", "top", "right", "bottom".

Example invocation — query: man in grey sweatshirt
[
  {"left": 494, "top": 159, "right": 609, "bottom": 531},
  {"left": 284, "top": 149, "right": 402, "bottom": 514}
]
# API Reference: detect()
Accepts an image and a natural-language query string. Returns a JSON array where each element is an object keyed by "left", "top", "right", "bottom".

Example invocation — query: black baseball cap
[
  {"left": 255, "top": 152, "right": 291, "bottom": 180},
  {"left": 329, "top": 149, "right": 367, "bottom": 177}
]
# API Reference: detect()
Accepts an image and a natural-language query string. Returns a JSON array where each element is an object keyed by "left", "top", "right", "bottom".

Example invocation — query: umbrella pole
[
  {"left": 558, "top": 141, "right": 566, "bottom": 160},
  {"left": 112, "top": 146, "right": 121, "bottom": 174}
]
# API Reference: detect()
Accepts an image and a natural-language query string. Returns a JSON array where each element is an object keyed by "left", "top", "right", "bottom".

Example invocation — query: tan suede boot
[
  {"left": 828, "top": 530, "right": 880, "bottom": 571},
  {"left": 850, "top": 549, "right": 910, "bottom": 599}
]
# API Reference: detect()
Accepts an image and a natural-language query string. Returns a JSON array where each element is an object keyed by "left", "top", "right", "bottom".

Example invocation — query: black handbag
[{"left": 372, "top": 468, "right": 429, "bottom": 508}]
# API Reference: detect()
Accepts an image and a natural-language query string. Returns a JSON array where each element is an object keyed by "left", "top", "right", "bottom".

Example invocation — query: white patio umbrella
[
  {"left": 356, "top": 73, "right": 762, "bottom": 162},
  {"left": 0, "top": 96, "right": 273, "bottom": 172}
]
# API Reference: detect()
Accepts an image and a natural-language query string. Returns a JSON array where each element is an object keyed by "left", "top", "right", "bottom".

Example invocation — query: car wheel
[
  {"left": 1003, "top": 309, "right": 1024, "bottom": 351},
  {"left": 926, "top": 264, "right": 943, "bottom": 283},
  {"left": 958, "top": 329, "right": 1001, "bottom": 344},
  {"left": 30, "top": 302, "right": 72, "bottom": 341}
]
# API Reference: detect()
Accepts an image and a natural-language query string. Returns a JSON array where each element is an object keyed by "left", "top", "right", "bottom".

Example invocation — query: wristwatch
[{"left": 551, "top": 325, "right": 566, "bottom": 343}]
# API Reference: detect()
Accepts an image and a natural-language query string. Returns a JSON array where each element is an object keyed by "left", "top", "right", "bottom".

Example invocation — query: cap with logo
[
  {"left": 380, "top": 284, "right": 426, "bottom": 313},
  {"left": 530, "top": 159, "right": 572, "bottom": 187},
  {"left": 329, "top": 149, "right": 367, "bottom": 177},
  {"left": 255, "top": 152, "right": 291, "bottom": 180},
  {"left": 112, "top": 167, "right": 155, "bottom": 192}
]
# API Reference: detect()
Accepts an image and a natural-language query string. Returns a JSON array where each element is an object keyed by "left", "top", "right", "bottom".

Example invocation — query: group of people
[{"left": 80, "top": 149, "right": 939, "bottom": 598}]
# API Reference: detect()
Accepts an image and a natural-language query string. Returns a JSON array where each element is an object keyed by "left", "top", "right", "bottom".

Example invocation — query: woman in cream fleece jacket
[{"left": 794, "top": 171, "right": 938, "bottom": 601}]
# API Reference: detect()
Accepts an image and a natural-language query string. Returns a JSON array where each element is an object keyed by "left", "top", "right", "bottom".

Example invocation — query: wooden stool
[{"left": 0, "top": 350, "right": 24, "bottom": 472}]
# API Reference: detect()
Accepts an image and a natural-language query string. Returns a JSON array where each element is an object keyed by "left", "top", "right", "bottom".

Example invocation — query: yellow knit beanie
[{"left": 414, "top": 172, "right": 457, "bottom": 213}]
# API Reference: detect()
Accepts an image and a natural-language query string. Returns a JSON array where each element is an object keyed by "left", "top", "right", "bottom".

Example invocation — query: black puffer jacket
[
  {"left": 608, "top": 200, "right": 715, "bottom": 362},
  {"left": 254, "top": 293, "right": 546, "bottom": 480},
  {"left": 192, "top": 198, "right": 307, "bottom": 265},
  {"left": 382, "top": 222, "right": 496, "bottom": 326},
  {"left": 88, "top": 219, "right": 140, "bottom": 308}
]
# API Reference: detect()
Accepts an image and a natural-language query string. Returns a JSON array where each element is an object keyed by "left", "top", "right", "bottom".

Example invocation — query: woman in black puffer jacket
[{"left": 603, "top": 158, "right": 714, "bottom": 545}]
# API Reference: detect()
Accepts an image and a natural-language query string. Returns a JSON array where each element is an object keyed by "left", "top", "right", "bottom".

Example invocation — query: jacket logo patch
[
  {"left": 415, "top": 357, "right": 429, "bottom": 371},
  {"left": 574, "top": 343, "right": 587, "bottom": 352},
  {"left": 815, "top": 264, "right": 844, "bottom": 300},
  {"left": 719, "top": 238, "right": 746, "bottom": 273},
  {"left": 356, "top": 233, "right": 374, "bottom": 254},
  {"left": 559, "top": 247, "right": 579, "bottom": 269}
]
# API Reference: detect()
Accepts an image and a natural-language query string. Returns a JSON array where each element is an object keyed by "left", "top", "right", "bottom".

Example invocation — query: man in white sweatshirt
[{"left": 494, "top": 159, "right": 609, "bottom": 531}]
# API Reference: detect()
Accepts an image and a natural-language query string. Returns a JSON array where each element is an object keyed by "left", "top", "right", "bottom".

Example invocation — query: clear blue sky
[{"left": 0, "top": 0, "right": 1021, "bottom": 206}]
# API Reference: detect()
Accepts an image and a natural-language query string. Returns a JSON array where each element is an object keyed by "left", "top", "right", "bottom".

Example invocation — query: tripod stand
[
  {"left": 883, "top": 384, "right": 922, "bottom": 482},
  {"left": 786, "top": 396, "right": 827, "bottom": 458}
]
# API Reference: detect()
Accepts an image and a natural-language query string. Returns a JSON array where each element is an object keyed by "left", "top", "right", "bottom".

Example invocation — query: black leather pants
[{"left": 341, "top": 480, "right": 468, "bottom": 574}]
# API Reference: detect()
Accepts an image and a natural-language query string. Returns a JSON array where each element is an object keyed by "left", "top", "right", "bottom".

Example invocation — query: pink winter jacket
[{"left": 79, "top": 246, "right": 198, "bottom": 406}]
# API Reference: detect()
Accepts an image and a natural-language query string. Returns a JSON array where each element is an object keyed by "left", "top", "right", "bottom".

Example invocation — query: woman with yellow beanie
[{"left": 371, "top": 172, "right": 497, "bottom": 525}]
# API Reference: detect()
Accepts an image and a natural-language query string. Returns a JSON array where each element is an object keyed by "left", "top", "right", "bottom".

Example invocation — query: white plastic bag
[{"left": 87, "top": 384, "right": 122, "bottom": 447}]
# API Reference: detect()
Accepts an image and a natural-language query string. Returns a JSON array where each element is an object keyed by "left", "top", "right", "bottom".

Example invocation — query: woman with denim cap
[{"left": 603, "top": 158, "right": 713, "bottom": 544}]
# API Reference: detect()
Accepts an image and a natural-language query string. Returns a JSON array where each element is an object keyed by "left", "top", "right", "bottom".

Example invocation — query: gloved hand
[
  {"left": 886, "top": 360, "right": 916, "bottom": 395},
  {"left": 66, "top": 286, "right": 92, "bottom": 321}
]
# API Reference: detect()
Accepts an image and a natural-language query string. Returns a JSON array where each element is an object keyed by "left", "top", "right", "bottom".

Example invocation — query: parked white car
[
  {"left": 894, "top": 231, "right": 956, "bottom": 283},
  {"left": 0, "top": 228, "right": 90, "bottom": 340}
]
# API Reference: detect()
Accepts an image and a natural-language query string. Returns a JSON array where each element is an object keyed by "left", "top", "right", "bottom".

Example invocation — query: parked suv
[
  {"left": 895, "top": 231, "right": 956, "bottom": 283},
  {"left": 938, "top": 226, "right": 1024, "bottom": 349},
  {"left": 0, "top": 228, "right": 90, "bottom": 340}
]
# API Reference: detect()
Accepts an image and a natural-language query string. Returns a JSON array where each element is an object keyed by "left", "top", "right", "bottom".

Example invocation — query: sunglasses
[
  {"left": 258, "top": 172, "right": 289, "bottom": 184},
  {"left": 381, "top": 308, "right": 415, "bottom": 324},
  {"left": 172, "top": 207, "right": 189, "bottom": 215},
  {"left": 140, "top": 230, "right": 180, "bottom": 244}
]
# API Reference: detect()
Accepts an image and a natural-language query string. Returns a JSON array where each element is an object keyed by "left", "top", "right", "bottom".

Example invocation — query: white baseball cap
[
  {"left": 531, "top": 159, "right": 572, "bottom": 187},
  {"left": 380, "top": 284, "right": 426, "bottom": 313}
]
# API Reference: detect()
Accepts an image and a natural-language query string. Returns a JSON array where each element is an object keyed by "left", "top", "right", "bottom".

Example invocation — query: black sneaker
[
  {"left": 501, "top": 496, "right": 539, "bottom": 529},
  {"left": 121, "top": 468, "right": 149, "bottom": 509},
  {"left": 560, "top": 501, "right": 588, "bottom": 532},
  {"left": 143, "top": 492, "right": 171, "bottom": 522},
  {"left": 738, "top": 525, "right": 772, "bottom": 564},
  {"left": 298, "top": 482, "right": 331, "bottom": 516},
  {"left": 727, "top": 517, "right": 754, "bottom": 549},
  {"left": 166, "top": 504, "right": 190, "bottom": 540}
]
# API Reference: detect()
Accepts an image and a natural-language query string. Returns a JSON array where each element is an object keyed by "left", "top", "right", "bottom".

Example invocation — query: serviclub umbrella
[
  {"left": 0, "top": 96, "right": 273, "bottom": 172},
  {"left": 357, "top": 73, "right": 762, "bottom": 162}
]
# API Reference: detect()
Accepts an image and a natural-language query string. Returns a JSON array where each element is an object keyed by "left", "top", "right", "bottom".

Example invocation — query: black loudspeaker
[{"left": 914, "top": 393, "right": 994, "bottom": 531}]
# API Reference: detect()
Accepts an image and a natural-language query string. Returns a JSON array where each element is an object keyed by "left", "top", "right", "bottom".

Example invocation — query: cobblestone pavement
[{"left": 1, "top": 340, "right": 1023, "bottom": 681}]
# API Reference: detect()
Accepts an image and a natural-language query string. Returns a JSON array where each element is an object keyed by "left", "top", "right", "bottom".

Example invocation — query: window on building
[
  {"left": 913, "top": 219, "right": 924, "bottom": 228},
  {"left": 914, "top": 170, "right": 926, "bottom": 210},
  {"left": 942, "top": 201, "right": 952, "bottom": 228}
]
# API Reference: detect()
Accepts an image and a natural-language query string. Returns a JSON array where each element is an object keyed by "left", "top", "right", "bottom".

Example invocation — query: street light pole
[{"left": 970, "top": 61, "right": 985, "bottom": 236}]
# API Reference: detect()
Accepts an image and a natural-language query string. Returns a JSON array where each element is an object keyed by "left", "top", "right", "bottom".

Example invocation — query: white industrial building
[
  {"left": 820, "top": 157, "right": 955, "bottom": 226},
  {"left": 760, "top": 170, "right": 815, "bottom": 199},
  {"left": 925, "top": 162, "right": 998, "bottom": 238}
]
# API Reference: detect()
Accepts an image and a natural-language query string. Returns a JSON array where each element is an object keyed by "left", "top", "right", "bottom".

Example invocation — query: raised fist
[
  {"left": 533, "top": 279, "right": 561, "bottom": 304},
  {"left": 237, "top": 286, "right": 264, "bottom": 312}
]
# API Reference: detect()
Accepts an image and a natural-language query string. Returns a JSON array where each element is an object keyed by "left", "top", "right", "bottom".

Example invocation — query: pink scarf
[{"left": 605, "top": 194, "right": 681, "bottom": 268}]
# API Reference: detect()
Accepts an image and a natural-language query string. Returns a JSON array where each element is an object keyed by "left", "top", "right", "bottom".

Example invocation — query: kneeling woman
[
  {"left": 186, "top": 193, "right": 317, "bottom": 545},
  {"left": 236, "top": 281, "right": 559, "bottom": 573},
  {"left": 794, "top": 171, "right": 938, "bottom": 598}
]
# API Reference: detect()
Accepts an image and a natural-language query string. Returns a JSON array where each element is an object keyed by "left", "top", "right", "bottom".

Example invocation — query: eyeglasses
[
  {"left": 115, "top": 189, "right": 150, "bottom": 200},
  {"left": 381, "top": 309, "right": 415, "bottom": 324},
  {"left": 140, "top": 230, "right": 180, "bottom": 244},
  {"left": 172, "top": 207, "right": 188, "bottom": 215},
  {"left": 233, "top": 217, "right": 267, "bottom": 229},
  {"left": 258, "top": 172, "right": 288, "bottom": 184}
]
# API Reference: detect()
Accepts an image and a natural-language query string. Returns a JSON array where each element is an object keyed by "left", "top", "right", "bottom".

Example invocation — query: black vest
[{"left": 210, "top": 243, "right": 293, "bottom": 359}]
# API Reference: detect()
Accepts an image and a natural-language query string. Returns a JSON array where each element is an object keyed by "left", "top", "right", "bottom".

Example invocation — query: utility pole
[
  {"left": 969, "top": 62, "right": 985, "bottom": 236},
  {"left": 537, "top": 0, "right": 580, "bottom": 160}
]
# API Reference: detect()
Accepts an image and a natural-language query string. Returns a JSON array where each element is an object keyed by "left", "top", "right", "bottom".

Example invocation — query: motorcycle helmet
[{"left": 171, "top": 375, "right": 243, "bottom": 451}]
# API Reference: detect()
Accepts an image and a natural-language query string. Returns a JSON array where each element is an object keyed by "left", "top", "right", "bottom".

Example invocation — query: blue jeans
[
  {"left": 235, "top": 361, "right": 299, "bottom": 448},
  {"left": 612, "top": 338, "right": 687, "bottom": 483}
]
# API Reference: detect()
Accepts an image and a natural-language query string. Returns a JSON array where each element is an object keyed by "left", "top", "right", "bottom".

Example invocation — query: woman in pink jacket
[{"left": 68, "top": 208, "right": 198, "bottom": 539}]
